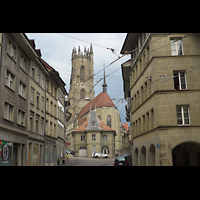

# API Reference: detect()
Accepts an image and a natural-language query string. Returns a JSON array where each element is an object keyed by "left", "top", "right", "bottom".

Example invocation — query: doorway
[
  {"left": 172, "top": 142, "right": 200, "bottom": 166},
  {"left": 13, "top": 143, "right": 20, "bottom": 166}
]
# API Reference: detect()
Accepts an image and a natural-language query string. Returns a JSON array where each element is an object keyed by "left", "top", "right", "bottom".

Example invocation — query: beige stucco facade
[
  {"left": 121, "top": 33, "right": 200, "bottom": 166},
  {"left": 72, "top": 110, "right": 116, "bottom": 158}
]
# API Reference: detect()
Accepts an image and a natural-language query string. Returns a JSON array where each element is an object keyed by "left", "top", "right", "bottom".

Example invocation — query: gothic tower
[{"left": 68, "top": 44, "right": 95, "bottom": 128}]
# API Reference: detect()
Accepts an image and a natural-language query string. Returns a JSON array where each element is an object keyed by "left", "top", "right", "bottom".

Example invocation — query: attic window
[{"left": 92, "top": 121, "right": 95, "bottom": 126}]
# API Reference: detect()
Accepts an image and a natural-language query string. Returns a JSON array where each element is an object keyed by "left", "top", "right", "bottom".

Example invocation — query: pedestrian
[
  {"left": 62, "top": 153, "right": 65, "bottom": 165},
  {"left": 67, "top": 153, "right": 69, "bottom": 161}
]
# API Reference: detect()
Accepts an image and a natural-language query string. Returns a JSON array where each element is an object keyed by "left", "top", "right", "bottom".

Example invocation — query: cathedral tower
[{"left": 68, "top": 44, "right": 95, "bottom": 128}]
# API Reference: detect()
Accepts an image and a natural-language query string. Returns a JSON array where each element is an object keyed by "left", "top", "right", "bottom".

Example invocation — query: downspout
[{"left": 0, "top": 33, "right": 4, "bottom": 88}]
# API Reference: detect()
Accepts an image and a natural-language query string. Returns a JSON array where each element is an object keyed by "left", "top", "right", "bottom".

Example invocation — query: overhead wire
[
  {"left": 56, "top": 33, "right": 121, "bottom": 53},
  {"left": 94, "top": 33, "right": 194, "bottom": 88},
  {"left": 67, "top": 33, "right": 195, "bottom": 126}
]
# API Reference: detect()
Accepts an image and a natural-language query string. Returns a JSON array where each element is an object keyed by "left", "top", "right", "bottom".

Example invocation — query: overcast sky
[{"left": 26, "top": 33, "right": 130, "bottom": 123}]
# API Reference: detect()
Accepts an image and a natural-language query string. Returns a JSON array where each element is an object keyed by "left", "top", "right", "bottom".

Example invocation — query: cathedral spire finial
[
  {"left": 78, "top": 46, "right": 81, "bottom": 55},
  {"left": 90, "top": 44, "right": 93, "bottom": 55},
  {"left": 102, "top": 64, "right": 107, "bottom": 93}
]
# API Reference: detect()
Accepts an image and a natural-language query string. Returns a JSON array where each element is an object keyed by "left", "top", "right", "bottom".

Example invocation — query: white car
[
  {"left": 94, "top": 152, "right": 109, "bottom": 158},
  {"left": 91, "top": 152, "right": 96, "bottom": 158}
]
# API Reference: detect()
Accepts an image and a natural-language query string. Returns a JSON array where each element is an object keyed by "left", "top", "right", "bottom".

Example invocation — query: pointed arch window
[
  {"left": 107, "top": 115, "right": 111, "bottom": 128},
  {"left": 80, "top": 65, "right": 85, "bottom": 82},
  {"left": 81, "top": 89, "right": 85, "bottom": 99}
]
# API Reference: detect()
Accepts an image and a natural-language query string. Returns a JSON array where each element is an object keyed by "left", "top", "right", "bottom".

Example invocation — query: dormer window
[{"left": 92, "top": 121, "right": 95, "bottom": 127}]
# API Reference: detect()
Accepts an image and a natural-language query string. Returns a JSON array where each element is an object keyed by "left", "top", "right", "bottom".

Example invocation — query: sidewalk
[{"left": 58, "top": 154, "right": 75, "bottom": 166}]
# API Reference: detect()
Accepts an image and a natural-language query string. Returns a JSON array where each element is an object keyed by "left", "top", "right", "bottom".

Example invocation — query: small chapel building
[{"left": 72, "top": 110, "right": 116, "bottom": 157}]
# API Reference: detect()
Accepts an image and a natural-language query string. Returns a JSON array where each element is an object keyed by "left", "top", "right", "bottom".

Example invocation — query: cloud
[{"left": 26, "top": 33, "right": 129, "bottom": 123}]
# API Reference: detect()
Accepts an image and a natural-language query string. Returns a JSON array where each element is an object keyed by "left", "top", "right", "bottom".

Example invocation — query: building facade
[
  {"left": 72, "top": 110, "right": 116, "bottom": 157},
  {"left": 0, "top": 33, "right": 48, "bottom": 166},
  {"left": 0, "top": 33, "right": 69, "bottom": 166},
  {"left": 121, "top": 33, "right": 200, "bottom": 166},
  {"left": 40, "top": 58, "right": 68, "bottom": 166}
]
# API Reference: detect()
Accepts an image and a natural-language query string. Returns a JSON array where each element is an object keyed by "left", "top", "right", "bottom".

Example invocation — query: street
[{"left": 61, "top": 154, "right": 115, "bottom": 166}]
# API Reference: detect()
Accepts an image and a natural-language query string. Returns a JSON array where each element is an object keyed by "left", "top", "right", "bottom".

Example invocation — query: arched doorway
[
  {"left": 140, "top": 146, "right": 146, "bottom": 166},
  {"left": 172, "top": 142, "right": 200, "bottom": 166},
  {"left": 149, "top": 144, "right": 155, "bottom": 166},
  {"left": 134, "top": 148, "right": 138, "bottom": 166},
  {"left": 102, "top": 146, "right": 109, "bottom": 154}
]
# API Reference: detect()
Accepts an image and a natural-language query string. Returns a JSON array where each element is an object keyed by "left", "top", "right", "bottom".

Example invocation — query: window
[
  {"left": 7, "top": 41, "right": 17, "bottom": 60},
  {"left": 92, "top": 121, "right": 95, "bottom": 127},
  {"left": 41, "top": 96, "right": 44, "bottom": 110},
  {"left": 170, "top": 38, "right": 183, "bottom": 56},
  {"left": 80, "top": 65, "right": 85, "bottom": 82},
  {"left": 103, "top": 135, "right": 107, "bottom": 141},
  {"left": 81, "top": 89, "right": 85, "bottom": 99},
  {"left": 18, "top": 109, "right": 25, "bottom": 126},
  {"left": 31, "top": 87, "right": 35, "bottom": 104},
  {"left": 92, "top": 134, "right": 96, "bottom": 141},
  {"left": 41, "top": 118, "right": 44, "bottom": 135},
  {"left": 5, "top": 70, "right": 15, "bottom": 90},
  {"left": 19, "top": 82, "right": 26, "bottom": 98},
  {"left": 42, "top": 77, "right": 45, "bottom": 89},
  {"left": 37, "top": 93, "right": 40, "bottom": 108},
  {"left": 81, "top": 135, "right": 85, "bottom": 141},
  {"left": 107, "top": 115, "right": 111, "bottom": 128},
  {"left": 31, "top": 66, "right": 35, "bottom": 79},
  {"left": 30, "top": 113, "right": 34, "bottom": 131},
  {"left": 36, "top": 116, "right": 39, "bottom": 134},
  {"left": 37, "top": 71, "right": 40, "bottom": 84},
  {"left": 174, "top": 71, "right": 187, "bottom": 90},
  {"left": 20, "top": 55, "right": 27, "bottom": 72},
  {"left": 176, "top": 105, "right": 190, "bottom": 125},
  {"left": 4, "top": 102, "right": 14, "bottom": 121}
]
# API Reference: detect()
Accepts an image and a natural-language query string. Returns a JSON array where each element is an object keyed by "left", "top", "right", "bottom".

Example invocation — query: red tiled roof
[
  {"left": 121, "top": 123, "right": 128, "bottom": 132},
  {"left": 73, "top": 118, "right": 115, "bottom": 132},
  {"left": 40, "top": 57, "right": 54, "bottom": 72},
  {"left": 79, "top": 92, "right": 115, "bottom": 118}
]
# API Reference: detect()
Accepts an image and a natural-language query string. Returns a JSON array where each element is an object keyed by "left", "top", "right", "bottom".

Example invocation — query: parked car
[
  {"left": 123, "top": 153, "right": 132, "bottom": 163},
  {"left": 114, "top": 156, "right": 131, "bottom": 166},
  {"left": 94, "top": 152, "right": 109, "bottom": 158},
  {"left": 91, "top": 152, "right": 96, "bottom": 158}
]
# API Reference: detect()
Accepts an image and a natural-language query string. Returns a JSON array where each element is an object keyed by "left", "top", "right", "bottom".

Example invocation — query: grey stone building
[{"left": 0, "top": 33, "right": 45, "bottom": 165}]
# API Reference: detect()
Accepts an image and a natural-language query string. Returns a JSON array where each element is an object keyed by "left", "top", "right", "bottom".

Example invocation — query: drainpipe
[{"left": 0, "top": 33, "right": 3, "bottom": 88}]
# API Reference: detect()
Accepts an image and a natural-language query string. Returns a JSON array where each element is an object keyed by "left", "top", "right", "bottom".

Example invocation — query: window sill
[
  {"left": 5, "top": 84, "right": 15, "bottom": 93},
  {"left": 3, "top": 117, "right": 14, "bottom": 123},
  {"left": 17, "top": 123, "right": 25, "bottom": 127},
  {"left": 7, "top": 53, "right": 17, "bottom": 63},
  {"left": 18, "top": 94, "right": 26, "bottom": 100}
]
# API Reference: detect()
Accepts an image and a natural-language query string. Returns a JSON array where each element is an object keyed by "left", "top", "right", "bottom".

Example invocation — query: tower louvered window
[{"left": 80, "top": 65, "right": 85, "bottom": 82}]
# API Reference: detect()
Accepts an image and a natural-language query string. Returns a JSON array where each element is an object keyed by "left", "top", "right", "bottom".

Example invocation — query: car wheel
[{"left": 105, "top": 156, "right": 107, "bottom": 158}]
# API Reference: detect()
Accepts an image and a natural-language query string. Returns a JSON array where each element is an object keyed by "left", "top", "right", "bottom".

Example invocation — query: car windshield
[{"left": 116, "top": 157, "right": 126, "bottom": 161}]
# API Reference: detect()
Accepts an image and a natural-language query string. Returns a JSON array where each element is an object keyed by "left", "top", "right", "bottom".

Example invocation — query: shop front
[{"left": 0, "top": 140, "right": 12, "bottom": 166}]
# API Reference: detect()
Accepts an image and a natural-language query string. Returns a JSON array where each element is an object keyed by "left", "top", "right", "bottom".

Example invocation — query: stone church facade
[{"left": 66, "top": 45, "right": 123, "bottom": 156}]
